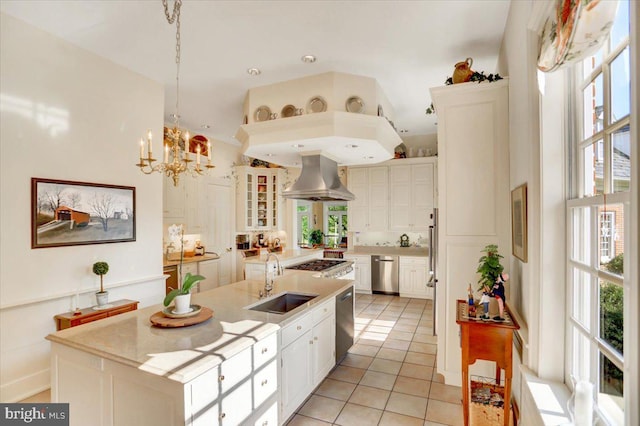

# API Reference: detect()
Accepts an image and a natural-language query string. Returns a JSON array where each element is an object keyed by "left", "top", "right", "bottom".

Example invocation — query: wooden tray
[{"left": 150, "top": 307, "right": 213, "bottom": 328}]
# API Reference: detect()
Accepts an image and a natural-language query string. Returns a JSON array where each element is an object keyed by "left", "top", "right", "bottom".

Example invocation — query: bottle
[
  {"left": 194, "top": 240, "right": 205, "bottom": 256},
  {"left": 467, "top": 283, "right": 476, "bottom": 317}
]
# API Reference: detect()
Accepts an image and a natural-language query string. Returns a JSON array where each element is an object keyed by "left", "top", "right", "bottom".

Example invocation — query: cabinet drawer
[
  {"left": 219, "top": 346, "right": 252, "bottom": 394},
  {"left": 190, "top": 368, "right": 221, "bottom": 418},
  {"left": 253, "top": 331, "right": 277, "bottom": 369},
  {"left": 107, "top": 305, "right": 135, "bottom": 317},
  {"left": 400, "top": 256, "right": 428, "bottom": 266},
  {"left": 281, "top": 312, "right": 313, "bottom": 348},
  {"left": 345, "top": 255, "right": 369, "bottom": 265},
  {"left": 79, "top": 312, "right": 108, "bottom": 325},
  {"left": 253, "top": 360, "right": 277, "bottom": 408},
  {"left": 253, "top": 399, "right": 278, "bottom": 426},
  {"left": 312, "top": 298, "right": 335, "bottom": 324}
]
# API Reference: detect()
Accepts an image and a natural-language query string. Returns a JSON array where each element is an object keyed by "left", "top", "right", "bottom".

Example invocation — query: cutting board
[{"left": 150, "top": 307, "right": 213, "bottom": 328}]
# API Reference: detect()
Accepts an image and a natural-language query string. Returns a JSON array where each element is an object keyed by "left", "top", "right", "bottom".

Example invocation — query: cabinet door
[
  {"left": 348, "top": 168, "right": 369, "bottom": 232},
  {"left": 163, "top": 175, "right": 186, "bottom": 219},
  {"left": 358, "top": 263, "right": 371, "bottom": 293},
  {"left": 256, "top": 173, "right": 269, "bottom": 229},
  {"left": 411, "top": 163, "right": 435, "bottom": 232},
  {"left": 399, "top": 263, "right": 413, "bottom": 295},
  {"left": 280, "top": 330, "right": 313, "bottom": 421},
  {"left": 198, "top": 260, "right": 219, "bottom": 292},
  {"left": 312, "top": 315, "right": 335, "bottom": 385},
  {"left": 180, "top": 264, "right": 199, "bottom": 292},
  {"left": 389, "top": 165, "right": 412, "bottom": 231},
  {"left": 367, "top": 167, "right": 388, "bottom": 231}
]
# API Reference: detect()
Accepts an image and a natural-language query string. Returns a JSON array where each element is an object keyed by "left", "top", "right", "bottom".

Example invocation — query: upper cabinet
[
  {"left": 236, "top": 166, "right": 286, "bottom": 232},
  {"left": 163, "top": 176, "right": 206, "bottom": 233},
  {"left": 389, "top": 160, "right": 436, "bottom": 232},
  {"left": 348, "top": 166, "right": 388, "bottom": 232}
]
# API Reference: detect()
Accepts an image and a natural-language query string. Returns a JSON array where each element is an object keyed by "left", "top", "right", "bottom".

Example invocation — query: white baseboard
[{"left": 0, "top": 368, "right": 50, "bottom": 403}]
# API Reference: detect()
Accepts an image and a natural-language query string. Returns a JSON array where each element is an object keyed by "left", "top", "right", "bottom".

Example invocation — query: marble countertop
[
  {"left": 346, "top": 246, "right": 429, "bottom": 257},
  {"left": 243, "top": 248, "right": 324, "bottom": 265},
  {"left": 163, "top": 253, "right": 220, "bottom": 267},
  {"left": 46, "top": 271, "right": 353, "bottom": 384}
]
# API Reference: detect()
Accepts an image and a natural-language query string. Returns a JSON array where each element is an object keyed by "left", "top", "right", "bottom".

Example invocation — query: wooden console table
[
  {"left": 54, "top": 299, "right": 139, "bottom": 331},
  {"left": 456, "top": 299, "right": 520, "bottom": 426}
]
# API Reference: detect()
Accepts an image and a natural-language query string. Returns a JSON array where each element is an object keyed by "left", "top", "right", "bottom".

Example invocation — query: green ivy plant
[
  {"left": 426, "top": 72, "right": 504, "bottom": 115},
  {"left": 476, "top": 244, "right": 504, "bottom": 291},
  {"left": 92, "top": 261, "right": 109, "bottom": 293}
]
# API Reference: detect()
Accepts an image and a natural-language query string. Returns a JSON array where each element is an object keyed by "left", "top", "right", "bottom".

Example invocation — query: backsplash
[{"left": 349, "top": 231, "right": 429, "bottom": 248}]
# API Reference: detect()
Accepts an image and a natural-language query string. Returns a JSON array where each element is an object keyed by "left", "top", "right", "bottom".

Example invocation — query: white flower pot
[
  {"left": 95, "top": 291, "right": 109, "bottom": 307},
  {"left": 173, "top": 293, "right": 192, "bottom": 314}
]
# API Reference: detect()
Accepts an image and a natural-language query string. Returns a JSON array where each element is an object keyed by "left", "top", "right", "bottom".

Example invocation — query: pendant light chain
[{"left": 163, "top": 0, "right": 182, "bottom": 126}]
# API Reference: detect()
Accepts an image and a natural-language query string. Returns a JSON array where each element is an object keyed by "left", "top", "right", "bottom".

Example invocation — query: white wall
[{"left": 0, "top": 13, "right": 166, "bottom": 402}]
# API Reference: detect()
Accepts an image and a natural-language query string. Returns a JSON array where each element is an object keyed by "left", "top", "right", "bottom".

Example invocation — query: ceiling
[{"left": 0, "top": 0, "right": 510, "bottom": 148}]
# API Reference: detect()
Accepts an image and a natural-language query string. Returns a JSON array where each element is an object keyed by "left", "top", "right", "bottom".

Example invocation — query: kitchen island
[{"left": 47, "top": 272, "right": 354, "bottom": 426}]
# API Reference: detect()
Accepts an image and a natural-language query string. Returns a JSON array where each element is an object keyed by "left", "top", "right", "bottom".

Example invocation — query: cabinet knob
[
  {"left": 314, "top": 336, "right": 318, "bottom": 341},
  {"left": 219, "top": 413, "right": 226, "bottom": 419},
  {"left": 297, "top": 325, "right": 302, "bottom": 330},
  {"left": 309, "top": 340, "right": 313, "bottom": 345},
  {"left": 218, "top": 375, "right": 225, "bottom": 381},
  {"left": 261, "top": 347, "right": 268, "bottom": 354},
  {"left": 261, "top": 379, "right": 268, "bottom": 386}
]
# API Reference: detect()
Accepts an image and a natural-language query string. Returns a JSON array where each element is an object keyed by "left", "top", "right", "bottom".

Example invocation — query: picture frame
[
  {"left": 31, "top": 178, "right": 136, "bottom": 249},
  {"left": 511, "top": 183, "right": 528, "bottom": 262}
]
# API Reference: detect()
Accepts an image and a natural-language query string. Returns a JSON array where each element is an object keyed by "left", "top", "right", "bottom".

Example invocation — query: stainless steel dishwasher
[
  {"left": 335, "top": 287, "right": 354, "bottom": 363},
  {"left": 371, "top": 255, "right": 399, "bottom": 294}
]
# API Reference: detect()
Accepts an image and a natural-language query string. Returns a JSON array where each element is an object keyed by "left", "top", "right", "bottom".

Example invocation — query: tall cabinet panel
[
  {"left": 389, "top": 160, "right": 436, "bottom": 232},
  {"left": 347, "top": 167, "right": 388, "bottom": 232},
  {"left": 430, "top": 79, "right": 510, "bottom": 386}
]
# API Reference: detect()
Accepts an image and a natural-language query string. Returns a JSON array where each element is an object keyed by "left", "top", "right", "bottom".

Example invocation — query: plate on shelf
[
  {"left": 254, "top": 105, "right": 272, "bottom": 122},
  {"left": 281, "top": 104, "right": 296, "bottom": 118},
  {"left": 306, "top": 96, "right": 327, "bottom": 114},
  {"left": 345, "top": 96, "right": 365, "bottom": 113},
  {"left": 162, "top": 304, "right": 202, "bottom": 319}
]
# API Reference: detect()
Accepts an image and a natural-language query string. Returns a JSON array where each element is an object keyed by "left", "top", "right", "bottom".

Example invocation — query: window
[
  {"left": 567, "top": 2, "right": 631, "bottom": 424},
  {"left": 323, "top": 202, "right": 348, "bottom": 248},
  {"left": 297, "top": 201, "right": 311, "bottom": 245}
]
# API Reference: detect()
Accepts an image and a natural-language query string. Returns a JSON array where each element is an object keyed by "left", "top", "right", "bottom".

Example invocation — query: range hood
[{"left": 282, "top": 154, "right": 355, "bottom": 202}]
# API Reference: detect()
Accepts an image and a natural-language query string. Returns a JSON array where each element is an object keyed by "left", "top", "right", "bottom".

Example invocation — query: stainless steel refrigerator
[{"left": 427, "top": 208, "right": 438, "bottom": 336}]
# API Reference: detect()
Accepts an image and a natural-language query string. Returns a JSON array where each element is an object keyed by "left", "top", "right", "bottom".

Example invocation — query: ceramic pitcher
[{"left": 453, "top": 57, "right": 474, "bottom": 84}]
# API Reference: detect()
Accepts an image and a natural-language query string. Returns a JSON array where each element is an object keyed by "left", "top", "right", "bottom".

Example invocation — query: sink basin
[{"left": 246, "top": 292, "right": 318, "bottom": 314}]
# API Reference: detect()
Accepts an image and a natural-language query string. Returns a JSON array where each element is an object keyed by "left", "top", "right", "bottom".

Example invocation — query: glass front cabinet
[{"left": 236, "top": 166, "right": 286, "bottom": 231}]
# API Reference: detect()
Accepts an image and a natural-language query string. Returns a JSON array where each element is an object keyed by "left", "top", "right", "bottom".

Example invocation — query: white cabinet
[
  {"left": 236, "top": 166, "right": 285, "bottom": 232},
  {"left": 279, "top": 299, "right": 336, "bottom": 422},
  {"left": 347, "top": 167, "right": 388, "bottom": 232},
  {"left": 197, "top": 259, "right": 219, "bottom": 292},
  {"left": 399, "top": 256, "right": 431, "bottom": 299},
  {"left": 389, "top": 161, "right": 436, "bottom": 232},
  {"left": 344, "top": 254, "right": 371, "bottom": 293},
  {"left": 163, "top": 177, "right": 205, "bottom": 233}
]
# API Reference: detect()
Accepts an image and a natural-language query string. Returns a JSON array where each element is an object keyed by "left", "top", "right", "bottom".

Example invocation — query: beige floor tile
[
  {"left": 348, "top": 384, "right": 391, "bottom": 409},
  {"left": 376, "top": 347, "right": 407, "bottom": 362},
  {"left": 358, "top": 331, "right": 390, "bottom": 343},
  {"left": 286, "top": 414, "right": 332, "bottom": 425},
  {"left": 334, "top": 402, "right": 383, "bottom": 425},
  {"left": 357, "top": 312, "right": 380, "bottom": 319},
  {"left": 423, "top": 421, "right": 449, "bottom": 426},
  {"left": 393, "top": 375, "right": 431, "bottom": 398},
  {"left": 349, "top": 343, "right": 381, "bottom": 357},
  {"left": 432, "top": 371, "right": 445, "bottom": 383},
  {"left": 383, "top": 305, "right": 405, "bottom": 313},
  {"left": 388, "top": 330, "right": 414, "bottom": 341},
  {"left": 340, "top": 353, "right": 374, "bottom": 369},
  {"left": 368, "top": 357, "right": 402, "bottom": 375},
  {"left": 425, "top": 399, "right": 463, "bottom": 425},
  {"left": 298, "top": 395, "right": 345, "bottom": 423},
  {"left": 378, "top": 313, "right": 402, "bottom": 320},
  {"left": 386, "top": 391, "right": 428, "bottom": 419},
  {"left": 413, "top": 334, "right": 438, "bottom": 345},
  {"left": 314, "top": 378, "right": 357, "bottom": 401},
  {"left": 399, "top": 363, "right": 433, "bottom": 381},
  {"left": 379, "top": 411, "right": 425, "bottom": 426},
  {"left": 357, "top": 337, "right": 385, "bottom": 347},
  {"left": 409, "top": 341, "right": 437, "bottom": 354},
  {"left": 328, "top": 365, "right": 367, "bottom": 384},
  {"left": 393, "top": 323, "right": 418, "bottom": 333},
  {"left": 396, "top": 318, "right": 420, "bottom": 326},
  {"left": 415, "top": 326, "right": 434, "bottom": 335},
  {"left": 428, "top": 382, "right": 462, "bottom": 405},
  {"left": 371, "top": 319, "right": 398, "bottom": 327},
  {"left": 403, "top": 307, "right": 425, "bottom": 315},
  {"left": 382, "top": 338, "right": 411, "bottom": 351},
  {"left": 366, "top": 324, "right": 393, "bottom": 334},
  {"left": 400, "top": 311, "right": 422, "bottom": 319},
  {"left": 404, "top": 351, "right": 436, "bottom": 367},
  {"left": 360, "top": 370, "right": 397, "bottom": 390}
]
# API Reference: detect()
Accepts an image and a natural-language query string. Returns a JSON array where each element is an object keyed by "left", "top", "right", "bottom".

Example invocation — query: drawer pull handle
[
  {"left": 309, "top": 340, "right": 313, "bottom": 345},
  {"left": 261, "top": 379, "right": 268, "bottom": 386},
  {"left": 297, "top": 325, "right": 302, "bottom": 330},
  {"left": 219, "top": 413, "right": 226, "bottom": 419},
  {"left": 218, "top": 375, "right": 225, "bottom": 382},
  {"left": 262, "top": 422, "right": 268, "bottom": 426},
  {"left": 261, "top": 347, "right": 268, "bottom": 354}
]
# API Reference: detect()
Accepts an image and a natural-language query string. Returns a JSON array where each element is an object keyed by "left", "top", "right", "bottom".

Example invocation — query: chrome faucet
[{"left": 263, "top": 253, "right": 283, "bottom": 296}]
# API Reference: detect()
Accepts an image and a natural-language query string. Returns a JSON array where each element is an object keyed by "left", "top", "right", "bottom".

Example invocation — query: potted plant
[
  {"left": 476, "top": 244, "right": 507, "bottom": 319},
  {"left": 92, "top": 261, "right": 109, "bottom": 306},
  {"left": 164, "top": 224, "right": 205, "bottom": 314},
  {"left": 309, "top": 229, "right": 324, "bottom": 248}
]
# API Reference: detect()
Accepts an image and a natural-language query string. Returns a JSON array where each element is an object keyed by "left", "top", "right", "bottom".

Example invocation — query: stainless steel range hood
[{"left": 282, "top": 154, "right": 355, "bottom": 202}]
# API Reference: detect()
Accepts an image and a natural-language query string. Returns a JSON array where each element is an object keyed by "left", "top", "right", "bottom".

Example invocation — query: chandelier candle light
[{"left": 136, "top": 0, "right": 213, "bottom": 186}]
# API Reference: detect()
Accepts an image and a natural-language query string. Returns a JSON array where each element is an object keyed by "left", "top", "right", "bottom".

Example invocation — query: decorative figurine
[
  {"left": 467, "top": 283, "right": 476, "bottom": 317},
  {"left": 480, "top": 286, "right": 491, "bottom": 319},
  {"left": 491, "top": 272, "right": 509, "bottom": 321}
]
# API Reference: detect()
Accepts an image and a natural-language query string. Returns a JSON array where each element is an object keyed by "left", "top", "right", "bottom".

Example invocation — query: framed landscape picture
[
  {"left": 31, "top": 178, "right": 136, "bottom": 248},
  {"left": 511, "top": 183, "right": 528, "bottom": 262}
]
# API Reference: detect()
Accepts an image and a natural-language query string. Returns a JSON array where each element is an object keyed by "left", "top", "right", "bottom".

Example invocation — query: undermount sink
[{"left": 246, "top": 292, "right": 318, "bottom": 314}]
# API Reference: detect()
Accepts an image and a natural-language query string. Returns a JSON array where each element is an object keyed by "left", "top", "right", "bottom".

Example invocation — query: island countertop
[
  {"left": 46, "top": 272, "right": 353, "bottom": 384},
  {"left": 243, "top": 248, "right": 324, "bottom": 265}
]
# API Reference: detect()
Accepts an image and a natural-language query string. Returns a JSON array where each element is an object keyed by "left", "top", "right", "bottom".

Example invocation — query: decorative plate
[
  {"left": 163, "top": 304, "right": 203, "bottom": 319},
  {"left": 306, "top": 96, "right": 327, "bottom": 114},
  {"left": 377, "top": 104, "right": 384, "bottom": 117},
  {"left": 281, "top": 104, "right": 296, "bottom": 118},
  {"left": 345, "top": 96, "right": 365, "bottom": 113},
  {"left": 254, "top": 105, "right": 272, "bottom": 122}
]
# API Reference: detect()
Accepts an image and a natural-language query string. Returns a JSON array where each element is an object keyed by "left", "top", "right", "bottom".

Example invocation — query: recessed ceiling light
[
  {"left": 345, "top": 144, "right": 359, "bottom": 148},
  {"left": 363, "top": 156, "right": 374, "bottom": 160},
  {"left": 399, "top": 129, "right": 409, "bottom": 133},
  {"left": 200, "top": 124, "right": 211, "bottom": 129},
  {"left": 301, "top": 55, "right": 316, "bottom": 63},
  {"left": 265, "top": 153, "right": 275, "bottom": 157},
  {"left": 291, "top": 144, "right": 305, "bottom": 148},
  {"left": 247, "top": 67, "right": 261, "bottom": 76}
]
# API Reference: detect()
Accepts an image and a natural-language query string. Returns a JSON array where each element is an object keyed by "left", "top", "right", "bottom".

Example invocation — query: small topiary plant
[{"left": 92, "top": 261, "right": 109, "bottom": 293}]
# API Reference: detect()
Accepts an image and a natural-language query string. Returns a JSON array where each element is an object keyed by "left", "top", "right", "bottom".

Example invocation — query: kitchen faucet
[{"left": 262, "top": 253, "right": 283, "bottom": 297}]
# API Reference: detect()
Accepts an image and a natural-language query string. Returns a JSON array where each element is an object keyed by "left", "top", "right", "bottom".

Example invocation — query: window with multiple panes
[
  {"left": 567, "top": 1, "right": 630, "bottom": 424},
  {"left": 296, "top": 202, "right": 311, "bottom": 245},
  {"left": 323, "top": 202, "right": 348, "bottom": 247}
]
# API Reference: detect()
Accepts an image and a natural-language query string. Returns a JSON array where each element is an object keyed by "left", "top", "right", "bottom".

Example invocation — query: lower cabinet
[
  {"left": 197, "top": 259, "right": 219, "bottom": 292},
  {"left": 399, "top": 256, "right": 432, "bottom": 299},
  {"left": 344, "top": 254, "right": 371, "bottom": 293},
  {"left": 280, "top": 298, "right": 336, "bottom": 422}
]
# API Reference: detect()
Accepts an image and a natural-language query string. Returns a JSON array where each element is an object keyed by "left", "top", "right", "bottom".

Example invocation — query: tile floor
[{"left": 286, "top": 293, "right": 463, "bottom": 426}]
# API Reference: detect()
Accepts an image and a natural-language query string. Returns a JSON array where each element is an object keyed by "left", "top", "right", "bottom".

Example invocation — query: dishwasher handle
[
  {"left": 373, "top": 259, "right": 396, "bottom": 262},
  {"left": 339, "top": 291, "right": 353, "bottom": 301}
]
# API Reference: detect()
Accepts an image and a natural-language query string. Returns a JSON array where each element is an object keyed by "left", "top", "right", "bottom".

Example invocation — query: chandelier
[{"left": 136, "top": 0, "right": 213, "bottom": 186}]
